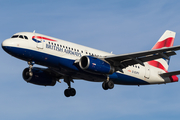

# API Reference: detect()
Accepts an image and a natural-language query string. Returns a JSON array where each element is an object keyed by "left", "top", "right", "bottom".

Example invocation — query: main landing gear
[
  {"left": 102, "top": 76, "right": 114, "bottom": 90},
  {"left": 64, "top": 77, "right": 76, "bottom": 97}
]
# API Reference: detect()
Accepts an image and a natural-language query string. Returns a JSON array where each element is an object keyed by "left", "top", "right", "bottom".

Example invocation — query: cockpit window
[
  {"left": 24, "top": 36, "right": 28, "bottom": 39},
  {"left": 19, "top": 35, "right": 24, "bottom": 39},
  {"left": 11, "top": 35, "right": 28, "bottom": 40},
  {"left": 11, "top": 35, "right": 19, "bottom": 38}
]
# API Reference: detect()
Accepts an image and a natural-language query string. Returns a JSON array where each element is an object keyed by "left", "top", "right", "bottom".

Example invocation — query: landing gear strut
[
  {"left": 27, "top": 61, "right": 35, "bottom": 76},
  {"left": 102, "top": 76, "right": 114, "bottom": 90},
  {"left": 64, "top": 77, "right": 76, "bottom": 97}
]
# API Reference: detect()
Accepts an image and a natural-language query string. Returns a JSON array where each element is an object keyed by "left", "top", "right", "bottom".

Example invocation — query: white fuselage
[{"left": 2, "top": 32, "right": 174, "bottom": 85}]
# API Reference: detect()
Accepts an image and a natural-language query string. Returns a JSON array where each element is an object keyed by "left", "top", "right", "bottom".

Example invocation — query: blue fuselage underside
[{"left": 3, "top": 46, "right": 149, "bottom": 85}]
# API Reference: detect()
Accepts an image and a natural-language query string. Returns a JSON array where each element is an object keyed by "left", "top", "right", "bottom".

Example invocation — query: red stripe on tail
[
  {"left": 169, "top": 75, "right": 178, "bottom": 82},
  {"left": 148, "top": 60, "right": 178, "bottom": 82},
  {"left": 152, "top": 37, "right": 174, "bottom": 50},
  {"left": 148, "top": 60, "right": 167, "bottom": 72}
]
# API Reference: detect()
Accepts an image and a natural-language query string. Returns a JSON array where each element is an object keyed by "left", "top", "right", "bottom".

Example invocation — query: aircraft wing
[{"left": 104, "top": 45, "right": 180, "bottom": 68}]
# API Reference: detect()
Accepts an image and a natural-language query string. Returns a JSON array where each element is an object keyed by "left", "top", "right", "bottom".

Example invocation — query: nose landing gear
[{"left": 27, "top": 61, "right": 35, "bottom": 76}]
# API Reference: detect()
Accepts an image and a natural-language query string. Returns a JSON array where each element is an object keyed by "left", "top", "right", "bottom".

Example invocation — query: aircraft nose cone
[
  {"left": 1, "top": 39, "right": 13, "bottom": 53},
  {"left": 2, "top": 40, "right": 7, "bottom": 50},
  {"left": 2, "top": 39, "right": 8, "bottom": 47}
]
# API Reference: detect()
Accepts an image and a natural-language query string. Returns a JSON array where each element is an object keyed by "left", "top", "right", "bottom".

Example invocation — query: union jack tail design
[{"left": 148, "top": 30, "right": 176, "bottom": 72}]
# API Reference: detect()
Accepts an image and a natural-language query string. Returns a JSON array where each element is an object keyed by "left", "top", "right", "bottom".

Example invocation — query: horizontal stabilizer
[{"left": 159, "top": 70, "right": 180, "bottom": 77}]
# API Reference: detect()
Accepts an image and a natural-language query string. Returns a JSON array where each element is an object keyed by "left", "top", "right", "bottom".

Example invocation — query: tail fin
[
  {"left": 148, "top": 30, "right": 176, "bottom": 71},
  {"left": 152, "top": 30, "right": 176, "bottom": 50}
]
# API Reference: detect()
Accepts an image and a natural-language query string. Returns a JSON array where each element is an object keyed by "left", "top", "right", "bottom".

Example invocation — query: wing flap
[
  {"left": 119, "top": 51, "right": 176, "bottom": 67},
  {"left": 105, "top": 45, "right": 180, "bottom": 61},
  {"left": 104, "top": 45, "right": 180, "bottom": 68}
]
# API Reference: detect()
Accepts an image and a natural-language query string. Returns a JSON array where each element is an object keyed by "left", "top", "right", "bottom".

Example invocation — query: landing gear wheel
[
  {"left": 102, "top": 80, "right": 114, "bottom": 90},
  {"left": 64, "top": 88, "right": 76, "bottom": 97},
  {"left": 69, "top": 88, "right": 76, "bottom": 96},
  {"left": 102, "top": 82, "right": 108, "bottom": 90},
  {"left": 107, "top": 80, "right": 114, "bottom": 89},
  {"left": 64, "top": 89, "right": 70, "bottom": 97},
  {"left": 64, "top": 77, "right": 76, "bottom": 97}
]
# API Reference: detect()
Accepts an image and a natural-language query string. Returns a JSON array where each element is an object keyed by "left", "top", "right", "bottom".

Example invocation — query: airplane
[{"left": 2, "top": 30, "right": 180, "bottom": 97}]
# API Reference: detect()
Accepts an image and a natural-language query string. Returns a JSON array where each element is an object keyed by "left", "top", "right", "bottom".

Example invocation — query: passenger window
[
  {"left": 57, "top": 44, "right": 59, "bottom": 46},
  {"left": 86, "top": 52, "right": 88, "bottom": 54},
  {"left": 54, "top": 43, "right": 56, "bottom": 46},
  {"left": 77, "top": 50, "right": 79, "bottom": 52},
  {"left": 81, "top": 51, "right": 83, "bottom": 53},
  {"left": 19, "top": 35, "right": 24, "bottom": 39},
  {"left": 74, "top": 49, "right": 76, "bottom": 51},
  {"left": 48, "top": 42, "right": 50, "bottom": 44},
  {"left": 24, "top": 36, "right": 28, "bottom": 39},
  {"left": 71, "top": 48, "right": 73, "bottom": 50}
]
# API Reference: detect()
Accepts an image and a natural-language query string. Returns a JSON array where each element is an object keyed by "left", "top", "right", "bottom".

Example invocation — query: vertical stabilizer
[
  {"left": 152, "top": 30, "right": 176, "bottom": 50},
  {"left": 148, "top": 30, "right": 176, "bottom": 71}
]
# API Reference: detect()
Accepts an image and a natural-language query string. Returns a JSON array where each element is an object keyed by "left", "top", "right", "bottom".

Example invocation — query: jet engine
[
  {"left": 22, "top": 67, "right": 56, "bottom": 86},
  {"left": 79, "top": 56, "right": 115, "bottom": 74}
]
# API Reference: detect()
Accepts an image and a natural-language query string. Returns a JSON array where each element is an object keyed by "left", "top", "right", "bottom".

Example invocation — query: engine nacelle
[
  {"left": 22, "top": 68, "right": 56, "bottom": 86},
  {"left": 79, "top": 56, "right": 115, "bottom": 74}
]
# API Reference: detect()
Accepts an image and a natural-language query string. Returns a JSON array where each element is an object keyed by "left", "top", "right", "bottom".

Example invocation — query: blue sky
[{"left": 1, "top": 0, "right": 180, "bottom": 120}]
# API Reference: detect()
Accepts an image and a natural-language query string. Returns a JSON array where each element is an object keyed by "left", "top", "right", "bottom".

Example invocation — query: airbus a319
[{"left": 2, "top": 30, "right": 180, "bottom": 97}]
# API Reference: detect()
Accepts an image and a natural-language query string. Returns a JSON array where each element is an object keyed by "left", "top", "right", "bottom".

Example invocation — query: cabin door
[{"left": 144, "top": 63, "right": 150, "bottom": 79}]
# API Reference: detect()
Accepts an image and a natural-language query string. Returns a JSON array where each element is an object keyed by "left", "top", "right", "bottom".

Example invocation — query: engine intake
[
  {"left": 79, "top": 56, "right": 115, "bottom": 74},
  {"left": 22, "top": 68, "right": 56, "bottom": 86}
]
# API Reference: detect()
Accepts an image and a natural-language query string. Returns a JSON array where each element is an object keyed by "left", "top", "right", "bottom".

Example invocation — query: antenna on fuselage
[{"left": 33, "top": 30, "right": 36, "bottom": 33}]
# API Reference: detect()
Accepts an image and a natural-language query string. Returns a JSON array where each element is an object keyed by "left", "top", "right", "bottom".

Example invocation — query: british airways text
[{"left": 46, "top": 44, "right": 82, "bottom": 57}]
